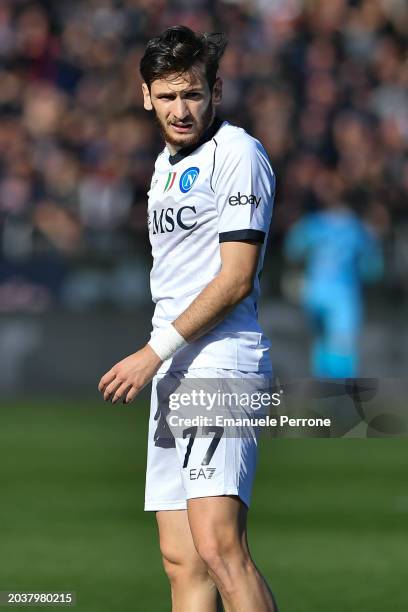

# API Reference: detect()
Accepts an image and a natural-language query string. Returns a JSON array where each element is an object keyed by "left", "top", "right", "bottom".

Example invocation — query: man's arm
[
  {"left": 173, "top": 240, "right": 260, "bottom": 341},
  {"left": 98, "top": 240, "right": 261, "bottom": 404}
]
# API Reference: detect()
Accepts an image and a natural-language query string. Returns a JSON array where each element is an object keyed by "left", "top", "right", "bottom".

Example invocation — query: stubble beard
[{"left": 153, "top": 99, "right": 215, "bottom": 150}]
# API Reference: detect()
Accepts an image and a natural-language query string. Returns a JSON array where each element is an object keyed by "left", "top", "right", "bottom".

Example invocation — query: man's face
[{"left": 142, "top": 65, "right": 222, "bottom": 152}]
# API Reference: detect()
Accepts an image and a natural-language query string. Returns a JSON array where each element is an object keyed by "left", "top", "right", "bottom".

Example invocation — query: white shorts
[{"left": 144, "top": 368, "right": 272, "bottom": 511}]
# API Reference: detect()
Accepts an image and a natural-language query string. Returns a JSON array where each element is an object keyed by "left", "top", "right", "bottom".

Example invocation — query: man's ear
[
  {"left": 212, "top": 77, "right": 223, "bottom": 106},
  {"left": 142, "top": 83, "right": 153, "bottom": 111}
]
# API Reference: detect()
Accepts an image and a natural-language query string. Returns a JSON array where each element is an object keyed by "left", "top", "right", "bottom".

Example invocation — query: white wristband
[{"left": 148, "top": 324, "right": 188, "bottom": 362}]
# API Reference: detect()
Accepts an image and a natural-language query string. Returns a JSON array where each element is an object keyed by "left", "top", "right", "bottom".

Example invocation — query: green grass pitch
[{"left": 0, "top": 398, "right": 407, "bottom": 611}]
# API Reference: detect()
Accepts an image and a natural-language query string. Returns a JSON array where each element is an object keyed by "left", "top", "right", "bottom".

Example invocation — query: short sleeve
[{"left": 211, "top": 137, "right": 275, "bottom": 243}]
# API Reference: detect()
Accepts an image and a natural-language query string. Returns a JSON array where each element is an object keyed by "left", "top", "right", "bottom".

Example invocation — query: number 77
[{"left": 182, "top": 426, "right": 224, "bottom": 468}]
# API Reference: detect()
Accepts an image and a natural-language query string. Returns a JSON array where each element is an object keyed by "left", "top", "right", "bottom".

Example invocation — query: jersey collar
[{"left": 167, "top": 116, "right": 224, "bottom": 166}]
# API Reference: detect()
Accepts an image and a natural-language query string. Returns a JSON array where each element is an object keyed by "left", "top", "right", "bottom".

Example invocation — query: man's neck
[{"left": 166, "top": 141, "right": 179, "bottom": 156}]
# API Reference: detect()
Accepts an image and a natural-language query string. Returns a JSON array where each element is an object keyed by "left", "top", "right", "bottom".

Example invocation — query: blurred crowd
[{"left": 0, "top": 0, "right": 407, "bottom": 311}]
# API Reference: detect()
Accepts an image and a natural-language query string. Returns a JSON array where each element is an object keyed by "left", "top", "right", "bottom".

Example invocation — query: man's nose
[{"left": 172, "top": 97, "right": 189, "bottom": 120}]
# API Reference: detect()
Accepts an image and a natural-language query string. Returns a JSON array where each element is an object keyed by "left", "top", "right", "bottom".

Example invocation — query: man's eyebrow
[{"left": 155, "top": 88, "right": 204, "bottom": 97}]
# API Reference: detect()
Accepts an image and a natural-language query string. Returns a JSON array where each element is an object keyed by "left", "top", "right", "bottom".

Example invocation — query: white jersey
[{"left": 147, "top": 118, "right": 275, "bottom": 373}]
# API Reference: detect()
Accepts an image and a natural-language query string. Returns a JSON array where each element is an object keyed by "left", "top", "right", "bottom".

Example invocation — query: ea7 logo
[
  {"left": 228, "top": 192, "right": 261, "bottom": 208},
  {"left": 189, "top": 468, "right": 216, "bottom": 480}
]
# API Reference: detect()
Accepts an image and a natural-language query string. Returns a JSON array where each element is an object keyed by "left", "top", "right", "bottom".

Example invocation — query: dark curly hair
[{"left": 140, "top": 25, "right": 227, "bottom": 91}]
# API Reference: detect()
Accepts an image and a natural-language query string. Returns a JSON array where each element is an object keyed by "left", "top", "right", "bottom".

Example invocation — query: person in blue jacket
[{"left": 284, "top": 198, "right": 383, "bottom": 378}]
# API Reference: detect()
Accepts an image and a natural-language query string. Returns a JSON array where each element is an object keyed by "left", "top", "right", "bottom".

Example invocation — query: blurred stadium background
[{"left": 0, "top": 1, "right": 407, "bottom": 610}]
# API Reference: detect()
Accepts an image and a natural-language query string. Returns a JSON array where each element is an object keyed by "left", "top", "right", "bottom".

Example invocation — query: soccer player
[{"left": 98, "top": 26, "right": 278, "bottom": 612}]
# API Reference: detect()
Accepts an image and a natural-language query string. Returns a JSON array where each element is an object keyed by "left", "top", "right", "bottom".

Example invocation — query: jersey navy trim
[
  {"left": 168, "top": 117, "right": 224, "bottom": 166},
  {"left": 219, "top": 229, "right": 266, "bottom": 243},
  {"left": 210, "top": 138, "right": 218, "bottom": 193}
]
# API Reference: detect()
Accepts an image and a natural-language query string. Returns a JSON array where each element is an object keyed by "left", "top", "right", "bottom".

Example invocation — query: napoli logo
[{"left": 179, "top": 167, "right": 200, "bottom": 193}]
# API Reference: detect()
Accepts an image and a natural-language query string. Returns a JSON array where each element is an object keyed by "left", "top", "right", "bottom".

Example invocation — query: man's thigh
[
  {"left": 187, "top": 495, "right": 249, "bottom": 554},
  {"left": 156, "top": 509, "right": 204, "bottom": 566},
  {"left": 156, "top": 509, "right": 224, "bottom": 612},
  {"left": 156, "top": 499, "right": 249, "bottom": 572}
]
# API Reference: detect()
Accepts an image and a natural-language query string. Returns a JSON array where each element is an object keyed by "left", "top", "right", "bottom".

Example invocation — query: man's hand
[{"left": 98, "top": 344, "right": 162, "bottom": 404}]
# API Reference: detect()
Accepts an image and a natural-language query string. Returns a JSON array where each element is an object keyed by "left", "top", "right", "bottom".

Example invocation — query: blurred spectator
[
  {"left": 284, "top": 168, "right": 384, "bottom": 377},
  {"left": 0, "top": 0, "right": 406, "bottom": 311}
]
